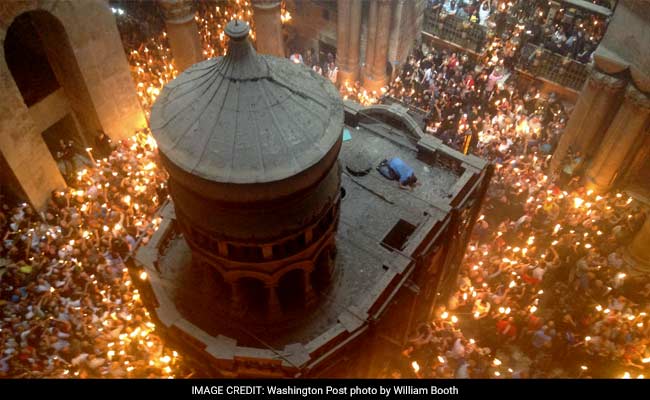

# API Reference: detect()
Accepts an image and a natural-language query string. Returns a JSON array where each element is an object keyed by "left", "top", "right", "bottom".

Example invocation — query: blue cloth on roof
[
  {"left": 342, "top": 128, "right": 352, "bottom": 141},
  {"left": 388, "top": 158, "right": 414, "bottom": 184}
]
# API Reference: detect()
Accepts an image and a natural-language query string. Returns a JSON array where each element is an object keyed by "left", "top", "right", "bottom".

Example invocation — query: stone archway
[
  {"left": 0, "top": 0, "right": 145, "bottom": 209},
  {"left": 4, "top": 10, "right": 102, "bottom": 180}
]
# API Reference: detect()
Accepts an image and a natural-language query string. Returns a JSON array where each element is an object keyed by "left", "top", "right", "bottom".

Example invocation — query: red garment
[
  {"left": 464, "top": 76, "right": 475, "bottom": 90},
  {"left": 496, "top": 319, "right": 517, "bottom": 338},
  {"left": 521, "top": 272, "right": 541, "bottom": 285},
  {"left": 527, "top": 315, "right": 543, "bottom": 331},
  {"left": 448, "top": 56, "right": 459, "bottom": 69}
]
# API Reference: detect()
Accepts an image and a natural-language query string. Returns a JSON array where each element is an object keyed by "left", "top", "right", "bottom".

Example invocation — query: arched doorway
[
  {"left": 3, "top": 10, "right": 103, "bottom": 183},
  {"left": 0, "top": 3, "right": 145, "bottom": 209}
]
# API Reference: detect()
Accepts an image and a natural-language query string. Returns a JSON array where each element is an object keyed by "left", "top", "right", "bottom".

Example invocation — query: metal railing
[
  {"left": 422, "top": 8, "right": 488, "bottom": 53},
  {"left": 421, "top": 8, "right": 590, "bottom": 92},
  {"left": 516, "top": 43, "right": 588, "bottom": 91}
]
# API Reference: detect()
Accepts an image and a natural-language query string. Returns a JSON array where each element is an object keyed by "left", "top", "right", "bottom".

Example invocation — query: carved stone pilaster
[
  {"left": 252, "top": 0, "right": 284, "bottom": 57},
  {"left": 550, "top": 68, "right": 626, "bottom": 171},
  {"left": 157, "top": 0, "right": 202, "bottom": 72},
  {"left": 585, "top": 83, "right": 650, "bottom": 192}
]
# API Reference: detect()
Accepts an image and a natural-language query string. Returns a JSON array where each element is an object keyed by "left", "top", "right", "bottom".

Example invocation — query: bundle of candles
[{"left": 339, "top": 81, "right": 387, "bottom": 106}]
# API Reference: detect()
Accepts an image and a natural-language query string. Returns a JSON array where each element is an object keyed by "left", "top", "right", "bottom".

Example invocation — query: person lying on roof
[{"left": 377, "top": 158, "right": 418, "bottom": 189}]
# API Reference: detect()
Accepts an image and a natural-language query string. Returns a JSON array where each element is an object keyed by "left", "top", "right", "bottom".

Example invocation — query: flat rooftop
[
  {"left": 147, "top": 123, "right": 459, "bottom": 349},
  {"left": 137, "top": 113, "right": 486, "bottom": 369}
]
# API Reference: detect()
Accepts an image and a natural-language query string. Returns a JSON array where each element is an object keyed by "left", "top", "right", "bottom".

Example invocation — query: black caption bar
[{"left": 0, "top": 379, "right": 647, "bottom": 399}]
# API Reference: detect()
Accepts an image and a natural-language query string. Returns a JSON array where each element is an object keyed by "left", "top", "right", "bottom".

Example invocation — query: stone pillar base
[
  {"left": 362, "top": 75, "right": 387, "bottom": 93},
  {"left": 583, "top": 174, "right": 611, "bottom": 194},
  {"left": 338, "top": 69, "right": 358, "bottom": 86}
]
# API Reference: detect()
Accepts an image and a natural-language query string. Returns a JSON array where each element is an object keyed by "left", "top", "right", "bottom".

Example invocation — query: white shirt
[
  {"left": 444, "top": 0, "right": 458, "bottom": 14},
  {"left": 479, "top": 3, "right": 491, "bottom": 25},
  {"left": 289, "top": 53, "right": 303, "bottom": 64},
  {"left": 328, "top": 66, "right": 338, "bottom": 84}
]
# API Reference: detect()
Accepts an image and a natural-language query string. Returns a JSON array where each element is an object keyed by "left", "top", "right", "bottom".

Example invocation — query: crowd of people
[
  {"left": 2, "top": 0, "right": 646, "bottom": 380},
  {"left": 429, "top": 0, "right": 610, "bottom": 63},
  {"left": 367, "top": 3, "right": 650, "bottom": 378},
  {"left": 380, "top": 22, "right": 565, "bottom": 158},
  {"left": 396, "top": 151, "right": 649, "bottom": 378},
  {"left": 0, "top": 132, "right": 191, "bottom": 377},
  {"left": 0, "top": 0, "right": 264, "bottom": 378}
]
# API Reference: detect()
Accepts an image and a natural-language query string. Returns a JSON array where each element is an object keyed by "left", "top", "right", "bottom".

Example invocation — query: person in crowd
[{"left": 289, "top": 49, "right": 304, "bottom": 64}]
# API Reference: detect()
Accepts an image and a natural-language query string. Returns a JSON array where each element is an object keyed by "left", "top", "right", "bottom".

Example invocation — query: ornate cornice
[
  {"left": 587, "top": 69, "right": 626, "bottom": 94},
  {"left": 158, "top": 0, "right": 195, "bottom": 24},
  {"left": 251, "top": 0, "right": 281, "bottom": 10}
]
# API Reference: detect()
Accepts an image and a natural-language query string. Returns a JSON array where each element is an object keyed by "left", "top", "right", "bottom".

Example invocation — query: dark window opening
[
  {"left": 273, "top": 243, "right": 287, "bottom": 259},
  {"left": 381, "top": 219, "right": 417, "bottom": 252},
  {"left": 4, "top": 12, "right": 60, "bottom": 106},
  {"left": 226, "top": 243, "right": 263, "bottom": 262}
]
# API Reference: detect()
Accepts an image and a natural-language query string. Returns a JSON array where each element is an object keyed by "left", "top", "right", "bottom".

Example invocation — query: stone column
[
  {"left": 626, "top": 215, "right": 650, "bottom": 272},
  {"left": 266, "top": 283, "right": 283, "bottom": 319},
  {"left": 362, "top": 0, "right": 378, "bottom": 85},
  {"left": 304, "top": 270, "right": 317, "bottom": 307},
  {"left": 252, "top": 0, "right": 285, "bottom": 57},
  {"left": 364, "top": 0, "right": 392, "bottom": 92},
  {"left": 551, "top": 69, "right": 625, "bottom": 172},
  {"left": 388, "top": 0, "right": 405, "bottom": 78},
  {"left": 338, "top": 0, "right": 362, "bottom": 84},
  {"left": 336, "top": 0, "right": 351, "bottom": 83},
  {"left": 158, "top": 0, "right": 203, "bottom": 72},
  {"left": 585, "top": 85, "right": 650, "bottom": 192},
  {"left": 230, "top": 280, "right": 245, "bottom": 315}
]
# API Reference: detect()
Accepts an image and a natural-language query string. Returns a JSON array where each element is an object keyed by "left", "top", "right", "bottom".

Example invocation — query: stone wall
[
  {"left": 593, "top": 0, "right": 650, "bottom": 93},
  {"left": 286, "top": 0, "right": 424, "bottom": 78},
  {"left": 391, "top": 0, "right": 426, "bottom": 71},
  {"left": 0, "top": 0, "right": 146, "bottom": 209},
  {"left": 285, "top": 0, "right": 337, "bottom": 58}
]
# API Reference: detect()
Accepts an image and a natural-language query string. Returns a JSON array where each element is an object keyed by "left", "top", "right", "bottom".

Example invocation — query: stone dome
[{"left": 150, "top": 19, "right": 343, "bottom": 185}]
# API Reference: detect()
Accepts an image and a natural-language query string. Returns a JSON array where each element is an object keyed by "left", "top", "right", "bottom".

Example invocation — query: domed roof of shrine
[{"left": 150, "top": 20, "right": 343, "bottom": 184}]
